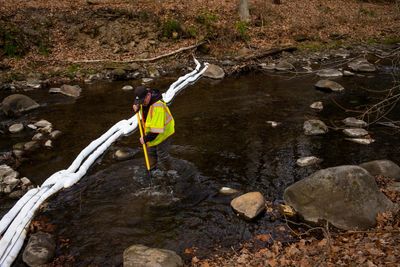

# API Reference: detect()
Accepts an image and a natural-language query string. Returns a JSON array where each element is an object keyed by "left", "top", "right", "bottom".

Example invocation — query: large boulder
[
  {"left": 360, "top": 160, "right": 400, "bottom": 181},
  {"left": 1, "top": 94, "right": 40, "bottom": 116},
  {"left": 283, "top": 165, "right": 394, "bottom": 230},
  {"left": 231, "top": 192, "right": 265, "bottom": 219},
  {"left": 22, "top": 231, "right": 56, "bottom": 266},
  {"left": 123, "top": 244, "right": 183, "bottom": 267}
]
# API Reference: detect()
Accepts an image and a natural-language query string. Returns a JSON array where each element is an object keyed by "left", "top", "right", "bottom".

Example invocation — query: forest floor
[{"left": 0, "top": 0, "right": 399, "bottom": 82}]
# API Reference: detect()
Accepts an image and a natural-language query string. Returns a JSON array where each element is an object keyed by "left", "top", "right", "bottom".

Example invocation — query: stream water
[{"left": 1, "top": 59, "right": 400, "bottom": 266}]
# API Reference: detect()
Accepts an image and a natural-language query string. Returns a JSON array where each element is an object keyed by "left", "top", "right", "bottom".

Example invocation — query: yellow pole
[{"left": 136, "top": 106, "right": 151, "bottom": 171}]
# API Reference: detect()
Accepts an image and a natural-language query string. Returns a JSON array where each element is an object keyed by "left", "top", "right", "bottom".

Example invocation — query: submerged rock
[
  {"left": 283, "top": 165, "right": 394, "bottom": 230},
  {"left": 231, "top": 192, "right": 265, "bottom": 220},
  {"left": 219, "top": 187, "right": 240, "bottom": 195},
  {"left": 360, "top": 160, "right": 400, "bottom": 181},
  {"left": 23, "top": 232, "right": 56, "bottom": 266},
  {"left": 275, "top": 60, "right": 295, "bottom": 71},
  {"left": 1, "top": 94, "right": 40, "bottom": 116},
  {"left": 303, "top": 119, "right": 328, "bottom": 135},
  {"left": 49, "top": 84, "right": 82, "bottom": 97},
  {"left": 315, "top": 79, "right": 344, "bottom": 92},
  {"left": 123, "top": 244, "right": 183, "bottom": 267},
  {"left": 122, "top": 85, "right": 134, "bottom": 91},
  {"left": 114, "top": 148, "right": 138, "bottom": 161}
]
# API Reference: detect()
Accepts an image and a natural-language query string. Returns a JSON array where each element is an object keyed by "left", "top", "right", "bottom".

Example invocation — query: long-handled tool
[{"left": 136, "top": 105, "right": 152, "bottom": 182}]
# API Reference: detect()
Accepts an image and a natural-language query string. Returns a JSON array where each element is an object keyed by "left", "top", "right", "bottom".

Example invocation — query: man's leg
[
  {"left": 157, "top": 138, "right": 172, "bottom": 170},
  {"left": 147, "top": 146, "right": 158, "bottom": 170}
]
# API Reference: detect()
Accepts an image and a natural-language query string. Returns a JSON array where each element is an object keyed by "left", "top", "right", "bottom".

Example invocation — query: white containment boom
[{"left": 0, "top": 58, "right": 209, "bottom": 266}]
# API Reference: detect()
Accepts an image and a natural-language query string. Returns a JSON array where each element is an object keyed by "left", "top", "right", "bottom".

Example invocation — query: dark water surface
[{"left": 2, "top": 65, "right": 400, "bottom": 266}]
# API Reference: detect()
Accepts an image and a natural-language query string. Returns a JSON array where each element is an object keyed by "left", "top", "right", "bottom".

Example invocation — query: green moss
[
  {"left": 161, "top": 19, "right": 181, "bottom": 38},
  {"left": 235, "top": 21, "right": 249, "bottom": 41}
]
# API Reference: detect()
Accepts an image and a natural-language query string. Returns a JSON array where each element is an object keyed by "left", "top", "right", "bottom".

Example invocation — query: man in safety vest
[{"left": 132, "top": 86, "right": 175, "bottom": 171}]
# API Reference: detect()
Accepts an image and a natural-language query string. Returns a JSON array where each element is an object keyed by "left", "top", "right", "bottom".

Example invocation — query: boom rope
[{"left": 0, "top": 58, "right": 209, "bottom": 267}]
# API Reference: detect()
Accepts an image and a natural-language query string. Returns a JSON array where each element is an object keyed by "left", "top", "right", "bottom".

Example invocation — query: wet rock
[
  {"left": 316, "top": 69, "right": 342, "bottom": 78},
  {"left": 147, "top": 66, "right": 160, "bottom": 78},
  {"left": 348, "top": 58, "right": 376, "bottom": 72},
  {"left": 315, "top": 80, "right": 344, "bottom": 92},
  {"left": 283, "top": 165, "right": 394, "bottom": 230},
  {"left": 13, "top": 142, "right": 25, "bottom": 151},
  {"left": 203, "top": 64, "right": 225, "bottom": 79},
  {"left": 44, "top": 140, "right": 53, "bottom": 148},
  {"left": 231, "top": 192, "right": 265, "bottom": 220},
  {"left": 111, "top": 68, "right": 127, "bottom": 80},
  {"left": 114, "top": 148, "right": 138, "bottom": 161},
  {"left": 1, "top": 94, "right": 40, "bottom": 116},
  {"left": 49, "top": 84, "right": 82, "bottom": 97},
  {"left": 20, "top": 177, "right": 32, "bottom": 186},
  {"left": 23, "top": 231, "right": 56, "bottom": 266},
  {"left": 296, "top": 156, "right": 322, "bottom": 167},
  {"left": 13, "top": 150, "right": 24, "bottom": 158},
  {"left": 32, "top": 133, "right": 44, "bottom": 141},
  {"left": 343, "top": 117, "right": 368, "bottom": 128},
  {"left": 9, "top": 189, "right": 25, "bottom": 199},
  {"left": 0, "top": 164, "right": 19, "bottom": 193},
  {"left": 27, "top": 124, "right": 38, "bottom": 130},
  {"left": 343, "top": 70, "right": 355, "bottom": 76},
  {"left": 266, "top": 121, "right": 280, "bottom": 127},
  {"left": 142, "top": 78, "right": 153, "bottom": 84},
  {"left": 360, "top": 160, "right": 400, "bottom": 181},
  {"left": 122, "top": 85, "right": 134, "bottom": 91},
  {"left": 343, "top": 128, "right": 368, "bottom": 137},
  {"left": 24, "top": 141, "right": 40, "bottom": 152},
  {"left": 9, "top": 123, "right": 24, "bottom": 133},
  {"left": 39, "top": 125, "right": 53, "bottom": 134},
  {"left": 260, "top": 63, "right": 276, "bottom": 70},
  {"left": 34, "top": 120, "right": 52, "bottom": 128},
  {"left": 275, "top": 60, "right": 294, "bottom": 71},
  {"left": 345, "top": 137, "right": 375, "bottom": 145},
  {"left": 123, "top": 244, "right": 183, "bottom": 267},
  {"left": 303, "top": 119, "right": 328, "bottom": 135},
  {"left": 310, "top": 101, "right": 323, "bottom": 111},
  {"left": 219, "top": 187, "right": 240, "bottom": 195},
  {"left": 49, "top": 130, "right": 62, "bottom": 140}
]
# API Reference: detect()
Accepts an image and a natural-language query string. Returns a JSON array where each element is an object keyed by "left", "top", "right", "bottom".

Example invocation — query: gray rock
[
  {"left": 34, "top": 120, "right": 52, "bottom": 128},
  {"left": 123, "top": 244, "right": 183, "bottom": 267},
  {"left": 345, "top": 137, "right": 375, "bottom": 145},
  {"left": 203, "top": 64, "right": 225, "bottom": 79},
  {"left": 219, "top": 187, "right": 240, "bottom": 195},
  {"left": 51, "top": 84, "right": 82, "bottom": 97},
  {"left": 343, "top": 117, "right": 368, "bottom": 128},
  {"left": 20, "top": 177, "right": 32, "bottom": 186},
  {"left": 283, "top": 165, "right": 394, "bottom": 230},
  {"left": 316, "top": 69, "right": 343, "bottom": 78},
  {"left": 142, "top": 78, "right": 153, "bottom": 84},
  {"left": 360, "top": 160, "right": 400, "bottom": 181},
  {"left": 303, "top": 119, "right": 328, "bottom": 135},
  {"left": 32, "top": 133, "right": 44, "bottom": 141},
  {"left": 348, "top": 59, "right": 376, "bottom": 72},
  {"left": 24, "top": 141, "right": 40, "bottom": 152},
  {"left": 315, "top": 80, "right": 344, "bottom": 92},
  {"left": 122, "top": 85, "right": 134, "bottom": 91},
  {"left": 23, "top": 232, "right": 56, "bottom": 266},
  {"left": 343, "top": 70, "right": 355, "bottom": 76},
  {"left": 9, "top": 123, "right": 24, "bottom": 133},
  {"left": 260, "top": 63, "right": 276, "bottom": 70},
  {"left": 275, "top": 60, "right": 294, "bottom": 71},
  {"left": 44, "top": 140, "right": 53, "bottom": 148},
  {"left": 114, "top": 148, "right": 138, "bottom": 161},
  {"left": 231, "top": 192, "right": 265, "bottom": 219},
  {"left": 147, "top": 67, "right": 160, "bottom": 78},
  {"left": 343, "top": 128, "right": 368, "bottom": 137},
  {"left": 1, "top": 94, "right": 40, "bottom": 116},
  {"left": 0, "top": 164, "right": 19, "bottom": 193},
  {"left": 310, "top": 101, "right": 323, "bottom": 111},
  {"left": 27, "top": 124, "right": 38, "bottom": 130},
  {"left": 296, "top": 156, "right": 322, "bottom": 167}
]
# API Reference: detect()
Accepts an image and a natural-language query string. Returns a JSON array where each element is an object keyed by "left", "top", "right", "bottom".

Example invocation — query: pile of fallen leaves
[{"left": 194, "top": 176, "right": 400, "bottom": 267}]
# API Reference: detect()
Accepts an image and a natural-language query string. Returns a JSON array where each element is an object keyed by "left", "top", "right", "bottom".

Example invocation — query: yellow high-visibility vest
[{"left": 145, "top": 100, "right": 175, "bottom": 147}]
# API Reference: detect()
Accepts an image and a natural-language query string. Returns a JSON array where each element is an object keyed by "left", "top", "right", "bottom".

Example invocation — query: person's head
[{"left": 133, "top": 86, "right": 151, "bottom": 106}]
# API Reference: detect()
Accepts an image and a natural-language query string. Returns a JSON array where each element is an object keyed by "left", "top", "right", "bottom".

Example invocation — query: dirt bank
[{"left": 0, "top": 0, "right": 399, "bottom": 82}]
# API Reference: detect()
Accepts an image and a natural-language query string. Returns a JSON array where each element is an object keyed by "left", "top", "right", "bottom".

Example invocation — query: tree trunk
[{"left": 238, "top": 0, "right": 250, "bottom": 22}]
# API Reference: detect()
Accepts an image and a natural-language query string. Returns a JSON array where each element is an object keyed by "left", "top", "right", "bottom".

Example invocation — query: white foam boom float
[{"left": 0, "top": 58, "right": 209, "bottom": 266}]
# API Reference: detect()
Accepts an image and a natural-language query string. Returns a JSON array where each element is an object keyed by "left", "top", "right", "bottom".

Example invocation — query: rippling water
[{"left": 1, "top": 61, "right": 400, "bottom": 265}]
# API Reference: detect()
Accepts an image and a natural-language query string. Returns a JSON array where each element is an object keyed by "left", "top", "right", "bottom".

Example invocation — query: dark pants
[{"left": 148, "top": 137, "right": 172, "bottom": 171}]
